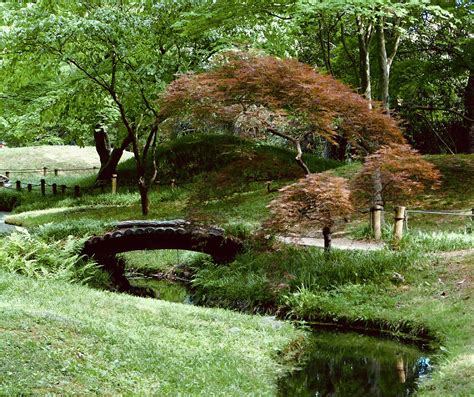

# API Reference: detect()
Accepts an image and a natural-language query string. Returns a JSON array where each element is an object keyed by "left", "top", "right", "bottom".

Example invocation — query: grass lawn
[
  {"left": 1, "top": 142, "right": 473, "bottom": 396},
  {"left": 0, "top": 145, "right": 133, "bottom": 178},
  {"left": 0, "top": 271, "right": 302, "bottom": 396}
]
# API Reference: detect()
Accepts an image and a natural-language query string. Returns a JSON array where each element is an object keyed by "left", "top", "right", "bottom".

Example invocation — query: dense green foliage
[{"left": 1, "top": 1, "right": 472, "bottom": 154}]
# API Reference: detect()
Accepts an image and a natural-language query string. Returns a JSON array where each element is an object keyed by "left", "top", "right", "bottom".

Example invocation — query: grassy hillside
[
  {"left": 0, "top": 271, "right": 301, "bottom": 396},
  {"left": 0, "top": 145, "right": 133, "bottom": 178},
  {"left": 117, "top": 134, "right": 341, "bottom": 185}
]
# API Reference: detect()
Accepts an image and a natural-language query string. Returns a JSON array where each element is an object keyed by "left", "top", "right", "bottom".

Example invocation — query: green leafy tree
[{"left": 1, "top": 0, "right": 216, "bottom": 214}]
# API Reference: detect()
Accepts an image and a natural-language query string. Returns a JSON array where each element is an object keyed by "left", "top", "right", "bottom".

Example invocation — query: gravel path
[
  {"left": 278, "top": 236, "right": 385, "bottom": 251},
  {"left": 438, "top": 249, "right": 474, "bottom": 259}
]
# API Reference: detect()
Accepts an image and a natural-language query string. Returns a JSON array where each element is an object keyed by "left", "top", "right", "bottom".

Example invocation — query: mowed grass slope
[
  {"left": 0, "top": 271, "right": 302, "bottom": 396},
  {"left": 0, "top": 145, "right": 133, "bottom": 178},
  {"left": 1, "top": 146, "right": 97, "bottom": 172}
]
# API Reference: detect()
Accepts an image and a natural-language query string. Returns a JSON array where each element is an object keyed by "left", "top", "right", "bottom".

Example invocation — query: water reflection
[{"left": 279, "top": 331, "right": 431, "bottom": 397}]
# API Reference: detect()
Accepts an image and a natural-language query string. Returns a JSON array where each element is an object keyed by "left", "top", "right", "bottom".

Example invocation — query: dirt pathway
[
  {"left": 438, "top": 249, "right": 474, "bottom": 259},
  {"left": 278, "top": 236, "right": 384, "bottom": 251}
]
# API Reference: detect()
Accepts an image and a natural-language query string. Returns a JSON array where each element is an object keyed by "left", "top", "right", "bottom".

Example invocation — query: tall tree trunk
[
  {"left": 464, "top": 70, "right": 474, "bottom": 153},
  {"left": 377, "top": 19, "right": 390, "bottom": 113},
  {"left": 96, "top": 134, "right": 133, "bottom": 181},
  {"left": 356, "top": 16, "right": 373, "bottom": 109},
  {"left": 94, "top": 124, "right": 111, "bottom": 167},
  {"left": 376, "top": 17, "right": 400, "bottom": 114},
  {"left": 359, "top": 44, "right": 372, "bottom": 105}
]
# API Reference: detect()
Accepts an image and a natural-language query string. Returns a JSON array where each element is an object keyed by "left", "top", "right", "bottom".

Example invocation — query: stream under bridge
[{"left": 82, "top": 219, "right": 244, "bottom": 293}]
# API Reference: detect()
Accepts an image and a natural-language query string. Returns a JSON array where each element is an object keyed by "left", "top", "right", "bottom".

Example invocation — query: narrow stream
[
  {"left": 278, "top": 331, "right": 431, "bottom": 396},
  {"left": 0, "top": 212, "right": 16, "bottom": 234},
  {"left": 130, "top": 276, "right": 432, "bottom": 397}
]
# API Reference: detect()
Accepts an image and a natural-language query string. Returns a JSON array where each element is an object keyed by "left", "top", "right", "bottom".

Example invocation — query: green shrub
[
  {"left": 0, "top": 233, "right": 108, "bottom": 287},
  {"left": 191, "top": 246, "right": 423, "bottom": 309},
  {"left": 117, "top": 133, "right": 342, "bottom": 184},
  {"left": 0, "top": 189, "right": 21, "bottom": 211}
]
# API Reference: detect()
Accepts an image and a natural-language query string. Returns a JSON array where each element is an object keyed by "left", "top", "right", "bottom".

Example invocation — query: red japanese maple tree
[
  {"left": 351, "top": 144, "right": 441, "bottom": 207},
  {"left": 267, "top": 173, "right": 353, "bottom": 251},
  {"left": 158, "top": 52, "right": 404, "bottom": 174}
]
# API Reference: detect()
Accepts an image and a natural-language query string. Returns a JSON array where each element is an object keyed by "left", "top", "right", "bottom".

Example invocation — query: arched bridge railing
[
  {"left": 82, "top": 219, "right": 243, "bottom": 264},
  {"left": 81, "top": 220, "right": 243, "bottom": 294}
]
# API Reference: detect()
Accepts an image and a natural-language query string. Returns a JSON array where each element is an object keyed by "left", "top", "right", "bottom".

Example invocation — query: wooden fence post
[
  {"left": 15, "top": 181, "right": 21, "bottom": 191},
  {"left": 40, "top": 179, "right": 46, "bottom": 196},
  {"left": 370, "top": 205, "right": 383, "bottom": 240},
  {"left": 52, "top": 183, "right": 57, "bottom": 195},
  {"left": 74, "top": 185, "right": 81, "bottom": 197},
  {"left": 27, "top": 184, "right": 32, "bottom": 192},
  {"left": 54, "top": 169, "right": 59, "bottom": 177},
  {"left": 43, "top": 167, "right": 48, "bottom": 177},
  {"left": 111, "top": 174, "right": 117, "bottom": 194},
  {"left": 393, "top": 206, "right": 406, "bottom": 243},
  {"left": 61, "top": 185, "right": 66, "bottom": 194},
  {"left": 266, "top": 181, "right": 272, "bottom": 193}
]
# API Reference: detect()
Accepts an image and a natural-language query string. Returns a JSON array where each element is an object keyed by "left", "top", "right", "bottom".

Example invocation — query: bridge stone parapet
[
  {"left": 81, "top": 219, "right": 244, "bottom": 294},
  {"left": 83, "top": 219, "right": 243, "bottom": 263}
]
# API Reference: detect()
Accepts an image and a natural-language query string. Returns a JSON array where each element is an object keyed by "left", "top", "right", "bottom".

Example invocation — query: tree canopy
[{"left": 159, "top": 52, "right": 404, "bottom": 173}]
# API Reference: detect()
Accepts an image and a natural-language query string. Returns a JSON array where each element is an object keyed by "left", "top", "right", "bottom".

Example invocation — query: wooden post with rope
[
  {"left": 370, "top": 205, "right": 383, "bottom": 240},
  {"left": 111, "top": 174, "right": 117, "bottom": 194},
  {"left": 393, "top": 206, "right": 406, "bottom": 243}
]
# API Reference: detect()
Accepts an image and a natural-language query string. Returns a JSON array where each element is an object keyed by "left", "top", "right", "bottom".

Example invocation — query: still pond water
[{"left": 133, "top": 277, "right": 432, "bottom": 397}]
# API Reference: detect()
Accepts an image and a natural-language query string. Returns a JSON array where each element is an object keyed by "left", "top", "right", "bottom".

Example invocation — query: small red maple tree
[
  {"left": 351, "top": 144, "right": 441, "bottom": 207},
  {"left": 267, "top": 173, "right": 353, "bottom": 251},
  {"left": 159, "top": 52, "right": 404, "bottom": 174}
]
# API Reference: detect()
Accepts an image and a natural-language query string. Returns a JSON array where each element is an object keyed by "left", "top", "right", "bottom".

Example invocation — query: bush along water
[
  {"left": 191, "top": 245, "right": 425, "bottom": 317},
  {"left": 0, "top": 232, "right": 108, "bottom": 288}
]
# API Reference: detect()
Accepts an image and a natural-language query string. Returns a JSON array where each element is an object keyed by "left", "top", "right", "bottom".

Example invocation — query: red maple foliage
[
  {"left": 351, "top": 144, "right": 441, "bottom": 206},
  {"left": 267, "top": 173, "right": 353, "bottom": 250},
  {"left": 159, "top": 52, "right": 404, "bottom": 173}
]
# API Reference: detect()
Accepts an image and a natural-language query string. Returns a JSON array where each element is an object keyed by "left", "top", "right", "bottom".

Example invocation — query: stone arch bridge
[{"left": 82, "top": 220, "right": 243, "bottom": 293}]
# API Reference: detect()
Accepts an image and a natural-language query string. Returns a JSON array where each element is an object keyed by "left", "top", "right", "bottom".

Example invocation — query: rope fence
[
  {"left": 2, "top": 167, "right": 99, "bottom": 178},
  {"left": 0, "top": 174, "right": 196, "bottom": 197},
  {"left": 3, "top": 172, "right": 473, "bottom": 240},
  {"left": 405, "top": 209, "right": 472, "bottom": 217},
  {"left": 364, "top": 205, "right": 474, "bottom": 242}
]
